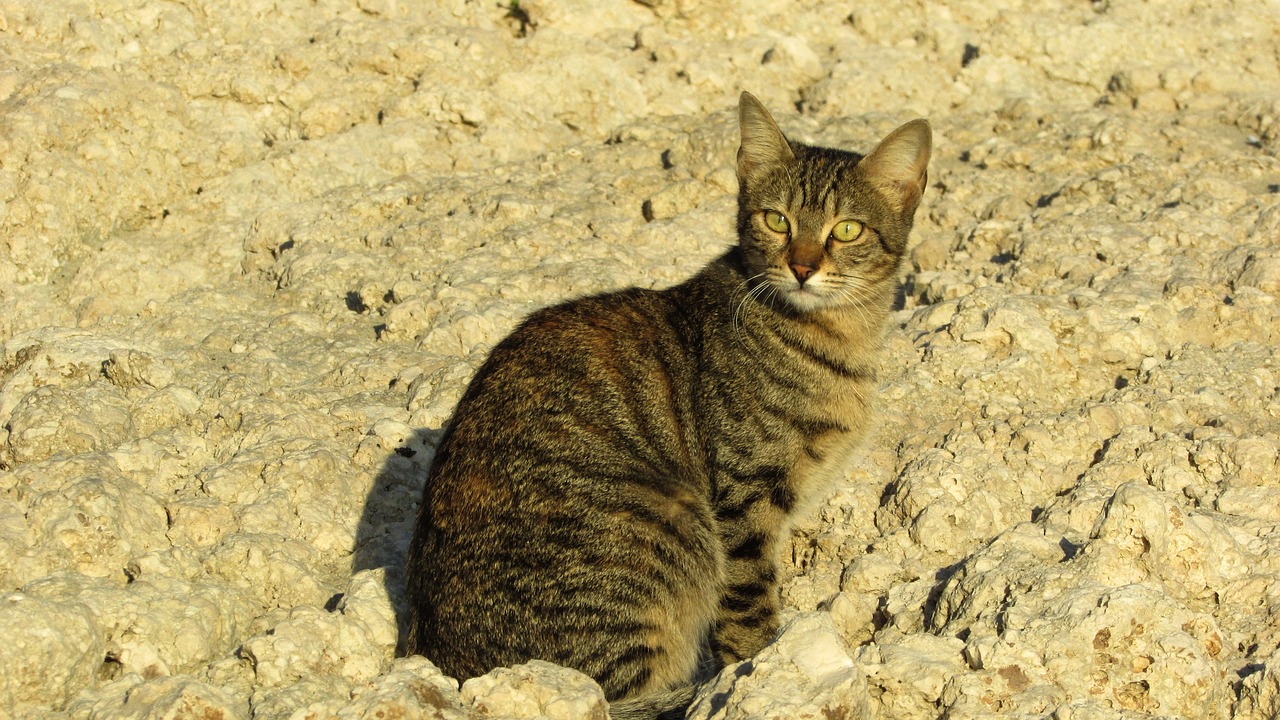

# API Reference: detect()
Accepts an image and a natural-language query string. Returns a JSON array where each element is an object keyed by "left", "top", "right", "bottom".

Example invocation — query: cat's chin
[{"left": 777, "top": 285, "right": 840, "bottom": 313}]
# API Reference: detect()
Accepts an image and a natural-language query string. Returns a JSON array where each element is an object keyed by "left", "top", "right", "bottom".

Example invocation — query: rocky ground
[{"left": 2, "top": 0, "right": 1279, "bottom": 718}]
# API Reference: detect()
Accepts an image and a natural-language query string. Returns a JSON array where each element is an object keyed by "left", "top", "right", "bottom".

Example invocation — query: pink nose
[{"left": 790, "top": 263, "right": 817, "bottom": 283}]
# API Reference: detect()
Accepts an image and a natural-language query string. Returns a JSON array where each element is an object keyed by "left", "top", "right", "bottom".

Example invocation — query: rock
[
  {"left": 327, "top": 656, "right": 470, "bottom": 720},
  {"left": 1236, "top": 250, "right": 1280, "bottom": 295},
  {"left": 5, "top": 384, "right": 137, "bottom": 465},
  {"left": 642, "top": 178, "right": 704, "bottom": 221},
  {"left": 929, "top": 512, "right": 1233, "bottom": 718},
  {"left": 0, "top": 593, "right": 103, "bottom": 714},
  {"left": 1237, "top": 648, "right": 1280, "bottom": 720},
  {"left": 21, "top": 469, "right": 170, "bottom": 579},
  {"left": 460, "top": 660, "right": 608, "bottom": 720},
  {"left": 687, "top": 612, "right": 872, "bottom": 720},
  {"left": 78, "top": 676, "right": 247, "bottom": 720},
  {"left": 246, "top": 676, "right": 353, "bottom": 720},
  {"left": 855, "top": 632, "right": 966, "bottom": 719},
  {"left": 240, "top": 571, "right": 397, "bottom": 689}
]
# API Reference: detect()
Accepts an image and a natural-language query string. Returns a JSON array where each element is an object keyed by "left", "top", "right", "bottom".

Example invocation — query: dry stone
[
  {"left": 687, "top": 612, "right": 872, "bottom": 720},
  {"left": 240, "top": 571, "right": 396, "bottom": 689},
  {"left": 81, "top": 676, "right": 247, "bottom": 720},
  {"left": 0, "top": 593, "right": 103, "bottom": 715},
  {"left": 1237, "top": 648, "right": 1280, "bottom": 720},
  {"left": 461, "top": 660, "right": 608, "bottom": 720},
  {"left": 320, "top": 656, "right": 470, "bottom": 720}
]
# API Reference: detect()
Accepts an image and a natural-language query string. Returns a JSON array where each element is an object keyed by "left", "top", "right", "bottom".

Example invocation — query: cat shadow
[
  {"left": 351, "top": 426, "right": 442, "bottom": 656},
  {"left": 891, "top": 281, "right": 909, "bottom": 312}
]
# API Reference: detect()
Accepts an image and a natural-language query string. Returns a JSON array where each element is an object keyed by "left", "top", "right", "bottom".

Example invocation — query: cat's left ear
[
  {"left": 737, "top": 91, "right": 795, "bottom": 180},
  {"left": 859, "top": 119, "right": 932, "bottom": 217}
]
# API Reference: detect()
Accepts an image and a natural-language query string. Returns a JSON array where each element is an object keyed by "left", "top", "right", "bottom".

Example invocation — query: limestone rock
[
  {"left": 687, "top": 612, "right": 872, "bottom": 720},
  {"left": 78, "top": 676, "right": 247, "bottom": 720},
  {"left": 460, "top": 660, "right": 608, "bottom": 720},
  {"left": 244, "top": 656, "right": 469, "bottom": 720},
  {"left": 1237, "top": 648, "right": 1280, "bottom": 720},
  {"left": 0, "top": 593, "right": 103, "bottom": 714},
  {"left": 240, "top": 571, "right": 397, "bottom": 689}
]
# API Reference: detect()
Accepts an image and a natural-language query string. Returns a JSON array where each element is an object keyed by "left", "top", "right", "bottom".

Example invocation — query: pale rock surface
[
  {"left": 2, "top": 0, "right": 1280, "bottom": 718},
  {"left": 0, "top": 592, "right": 103, "bottom": 714},
  {"left": 69, "top": 676, "right": 248, "bottom": 720},
  {"left": 249, "top": 656, "right": 469, "bottom": 720},
  {"left": 1237, "top": 648, "right": 1280, "bottom": 720},
  {"left": 687, "top": 612, "right": 871, "bottom": 720},
  {"left": 853, "top": 632, "right": 966, "bottom": 719},
  {"left": 460, "top": 660, "right": 608, "bottom": 720},
  {"left": 240, "top": 570, "right": 396, "bottom": 689}
]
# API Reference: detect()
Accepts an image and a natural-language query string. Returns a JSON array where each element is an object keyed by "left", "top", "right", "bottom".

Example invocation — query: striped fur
[{"left": 404, "top": 92, "right": 931, "bottom": 718}]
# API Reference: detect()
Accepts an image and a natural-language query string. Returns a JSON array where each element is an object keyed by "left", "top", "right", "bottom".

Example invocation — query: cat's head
[{"left": 735, "top": 91, "right": 931, "bottom": 314}]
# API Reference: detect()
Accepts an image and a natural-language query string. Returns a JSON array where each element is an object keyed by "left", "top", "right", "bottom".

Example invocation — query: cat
[{"left": 403, "top": 91, "right": 931, "bottom": 719}]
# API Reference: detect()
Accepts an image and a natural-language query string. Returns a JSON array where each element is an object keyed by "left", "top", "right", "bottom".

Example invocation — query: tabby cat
[{"left": 404, "top": 92, "right": 931, "bottom": 719}]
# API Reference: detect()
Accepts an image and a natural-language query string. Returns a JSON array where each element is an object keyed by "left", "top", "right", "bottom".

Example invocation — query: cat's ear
[
  {"left": 859, "top": 119, "right": 932, "bottom": 217},
  {"left": 737, "top": 92, "right": 795, "bottom": 179}
]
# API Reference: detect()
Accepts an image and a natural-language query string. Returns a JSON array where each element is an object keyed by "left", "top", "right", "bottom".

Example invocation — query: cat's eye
[
  {"left": 830, "top": 219, "right": 864, "bottom": 243},
  {"left": 762, "top": 210, "right": 790, "bottom": 234}
]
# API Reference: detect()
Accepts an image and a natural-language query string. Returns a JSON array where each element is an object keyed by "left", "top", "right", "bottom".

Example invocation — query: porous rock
[
  {"left": 0, "top": 593, "right": 103, "bottom": 714},
  {"left": 240, "top": 570, "right": 397, "bottom": 689},
  {"left": 1237, "top": 648, "right": 1280, "bottom": 720},
  {"left": 461, "top": 660, "right": 608, "bottom": 720},
  {"left": 77, "top": 676, "right": 247, "bottom": 720},
  {"left": 687, "top": 612, "right": 872, "bottom": 720}
]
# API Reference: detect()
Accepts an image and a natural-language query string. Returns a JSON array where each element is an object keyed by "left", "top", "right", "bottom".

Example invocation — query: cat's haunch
[{"left": 404, "top": 92, "right": 930, "bottom": 720}]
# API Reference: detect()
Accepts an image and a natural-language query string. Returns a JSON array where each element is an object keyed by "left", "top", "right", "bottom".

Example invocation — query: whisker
[
  {"left": 732, "top": 272, "right": 772, "bottom": 355},
  {"left": 833, "top": 281, "right": 883, "bottom": 329}
]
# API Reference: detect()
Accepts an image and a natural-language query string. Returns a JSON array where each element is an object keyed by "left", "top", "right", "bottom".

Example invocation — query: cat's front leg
[{"left": 710, "top": 518, "right": 784, "bottom": 665}]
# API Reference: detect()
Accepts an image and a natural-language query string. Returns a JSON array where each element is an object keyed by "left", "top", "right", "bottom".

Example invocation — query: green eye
[
  {"left": 762, "top": 210, "right": 790, "bottom": 234},
  {"left": 831, "top": 219, "right": 864, "bottom": 242}
]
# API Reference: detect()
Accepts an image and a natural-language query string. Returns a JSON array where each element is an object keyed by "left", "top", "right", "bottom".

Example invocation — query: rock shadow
[{"left": 352, "top": 426, "right": 442, "bottom": 656}]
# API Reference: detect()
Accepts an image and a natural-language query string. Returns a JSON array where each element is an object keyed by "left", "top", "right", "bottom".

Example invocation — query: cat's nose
[{"left": 790, "top": 262, "right": 818, "bottom": 284}]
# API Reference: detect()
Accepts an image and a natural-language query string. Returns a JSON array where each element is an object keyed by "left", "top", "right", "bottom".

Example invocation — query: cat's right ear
[
  {"left": 858, "top": 119, "right": 933, "bottom": 218},
  {"left": 737, "top": 92, "right": 795, "bottom": 180}
]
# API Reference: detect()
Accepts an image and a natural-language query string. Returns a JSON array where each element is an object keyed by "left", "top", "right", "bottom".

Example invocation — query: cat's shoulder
[{"left": 501, "top": 285, "right": 669, "bottom": 348}]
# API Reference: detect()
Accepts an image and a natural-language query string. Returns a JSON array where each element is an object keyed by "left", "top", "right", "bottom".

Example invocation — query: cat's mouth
[{"left": 773, "top": 274, "right": 836, "bottom": 312}]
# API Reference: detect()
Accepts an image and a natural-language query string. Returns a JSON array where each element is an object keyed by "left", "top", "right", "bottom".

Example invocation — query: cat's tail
[{"left": 608, "top": 684, "right": 698, "bottom": 720}]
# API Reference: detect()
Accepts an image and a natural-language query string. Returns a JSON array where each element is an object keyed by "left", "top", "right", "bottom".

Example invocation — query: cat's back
[
  {"left": 443, "top": 283, "right": 703, "bottom": 467},
  {"left": 434, "top": 256, "right": 746, "bottom": 479},
  {"left": 405, "top": 277, "right": 728, "bottom": 699}
]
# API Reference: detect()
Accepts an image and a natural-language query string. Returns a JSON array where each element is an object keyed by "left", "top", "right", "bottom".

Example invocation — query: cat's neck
[
  {"left": 740, "top": 252, "right": 895, "bottom": 343},
  {"left": 781, "top": 295, "right": 893, "bottom": 367},
  {"left": 808, "top": 301, "right": 890, "bottom": 334},
  {"left": 695, "top": 248, "right": 893, "bottom": 368}
]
